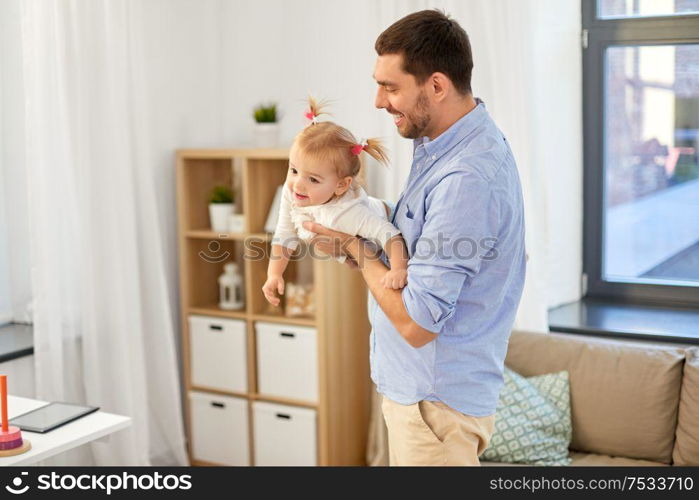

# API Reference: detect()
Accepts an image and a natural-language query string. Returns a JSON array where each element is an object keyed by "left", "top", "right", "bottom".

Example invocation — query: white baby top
[{"left": 271, "top": 185, "right": 400, "bottom": 260}]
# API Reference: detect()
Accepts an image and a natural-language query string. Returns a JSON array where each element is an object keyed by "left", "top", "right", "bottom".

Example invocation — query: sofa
[{"left": 366, "top": 330, "right": 699, "bottom": 466}]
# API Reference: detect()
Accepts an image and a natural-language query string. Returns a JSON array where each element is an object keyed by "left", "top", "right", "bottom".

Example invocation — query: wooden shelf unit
[{"left": 176, "top": 148, "right": 371, "bottom": 466}]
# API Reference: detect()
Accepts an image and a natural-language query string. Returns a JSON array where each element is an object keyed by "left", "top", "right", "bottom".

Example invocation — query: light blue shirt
[{"left": 368, "top": 98, "right": 526, "bottom": 417}]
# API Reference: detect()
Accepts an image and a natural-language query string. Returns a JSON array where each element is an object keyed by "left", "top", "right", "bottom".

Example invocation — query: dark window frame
[{"left": 582, "top": 0, "right": 699, "bottom": 307}]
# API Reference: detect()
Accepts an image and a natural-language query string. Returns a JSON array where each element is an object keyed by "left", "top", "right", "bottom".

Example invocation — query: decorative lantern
[{"left": 219, "top": 262, "right": 244, "bottom": 310}]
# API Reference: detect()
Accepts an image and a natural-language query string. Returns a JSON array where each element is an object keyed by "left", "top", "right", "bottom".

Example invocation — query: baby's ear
[{"left": 335, "top": 176, "right": 353, "bottom": 195}]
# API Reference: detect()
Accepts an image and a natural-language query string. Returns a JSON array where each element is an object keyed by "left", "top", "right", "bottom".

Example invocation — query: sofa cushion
[
  {"left": 673, "top": 347, "right": 699, "bottom": 465},
  {"left": 505, "top": 330, "right": 685, "bottom": 464},
  {"left": 480, "top": 369, "right": 572, "bottom": 466}
]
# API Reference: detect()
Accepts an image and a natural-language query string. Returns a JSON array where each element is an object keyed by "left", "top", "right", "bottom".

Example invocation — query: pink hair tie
[
  {"left": 351, "top": 139, "right": 368, "bottom": 156},
  {"left": 305, "top": 109, "right": 318, "bottom": 124}
]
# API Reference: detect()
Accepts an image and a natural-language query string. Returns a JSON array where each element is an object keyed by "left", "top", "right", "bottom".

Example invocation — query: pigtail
[
  {"left": 361, "top": 137, "right": 390, "bottom": 167},
  {"left": 305, "top": 95, "right": 330, "bottom": 124},
  {"left": 348, "top": 137, "right": 390, "bottom": 190}
]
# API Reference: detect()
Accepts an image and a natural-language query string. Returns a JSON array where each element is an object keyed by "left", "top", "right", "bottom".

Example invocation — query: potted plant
[
  {"left": 253, "top": 102, "right": 279, "bottom": 148},
  {"left": 209, "top": 185, "right": 234, "bottom": 232}
]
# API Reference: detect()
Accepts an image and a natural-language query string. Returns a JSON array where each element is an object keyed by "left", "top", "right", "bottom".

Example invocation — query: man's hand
[
  {"left": 302, "top": 222, "right": 435, "bottom": 348},
  {"left": 302, "top": 221, "right": 355, "bottom": 261}
]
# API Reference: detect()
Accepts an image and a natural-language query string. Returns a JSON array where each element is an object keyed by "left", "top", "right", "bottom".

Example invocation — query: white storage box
[
  {"left": 189, "top": 391, "right": 249, "bottom": 465},
  {"left": 189, "top": 315, "right": 247, "bottom": 393},
  {"left": 252, "top": 401, "right": 317, "bottom": 466},
  {"left": 255, "top": 322, "right": 318, "bottom": 402}
]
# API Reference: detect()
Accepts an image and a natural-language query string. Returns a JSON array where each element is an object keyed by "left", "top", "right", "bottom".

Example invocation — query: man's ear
[
  {"left": 430, "top": 72, "right": 451, "bottom": 103},
  {"left": 335, "top": 176, "right": 353, "bottom": 196}
]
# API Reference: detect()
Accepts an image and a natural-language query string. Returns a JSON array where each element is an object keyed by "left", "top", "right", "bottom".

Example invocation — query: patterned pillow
[{"left": 480, "top": 368, "right": 572, "bottom": 466}]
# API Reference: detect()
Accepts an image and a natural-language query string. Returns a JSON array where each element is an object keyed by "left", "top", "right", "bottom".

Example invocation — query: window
[{"left": 583, "top": 0, "right": 699, "bottom": 306}]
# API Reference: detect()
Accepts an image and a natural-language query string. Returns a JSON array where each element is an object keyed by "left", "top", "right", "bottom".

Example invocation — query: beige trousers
[{"left": 381, "top": 394, "right": 496, "bottom": 466}]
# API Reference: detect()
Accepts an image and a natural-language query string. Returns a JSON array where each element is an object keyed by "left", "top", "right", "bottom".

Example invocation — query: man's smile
[{"left": 389, "top": 110, "right": 405, "bottom": 126}]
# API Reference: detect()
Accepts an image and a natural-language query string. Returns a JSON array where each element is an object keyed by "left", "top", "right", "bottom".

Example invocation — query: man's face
[{"left": 373, "top": 53, "right": 432, "bottom": 139}]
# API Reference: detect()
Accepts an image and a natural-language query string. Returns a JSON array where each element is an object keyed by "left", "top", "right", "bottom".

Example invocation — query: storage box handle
[
  {"left": 211, "top": 402, "right": 226, "bottom": 409},
  {"left": 209, "top": 324, "right": 224, "bottom": 331},
  {"left": 280, "top": 332, "right": 295, "bottom": 338},
  {"left": 275, "top": 413, "right": 291, "bottom": 420}
]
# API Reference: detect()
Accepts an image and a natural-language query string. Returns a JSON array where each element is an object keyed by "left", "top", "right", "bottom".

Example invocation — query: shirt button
[{"left": 431, "top": 155, "right": 436, "bottom": 160}]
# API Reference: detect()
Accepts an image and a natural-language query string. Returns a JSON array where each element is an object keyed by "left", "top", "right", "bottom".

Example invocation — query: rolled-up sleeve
[{"left": 401, "top": 171, "right": 499, "bottom": 334}]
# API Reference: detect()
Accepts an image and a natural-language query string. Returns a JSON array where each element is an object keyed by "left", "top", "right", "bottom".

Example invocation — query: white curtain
[
  {"left": 14, "top": 0, "right": 187, "bottom": 465},
  {"left": 456, "top": 0, "right": 583, "bottom": 331}
]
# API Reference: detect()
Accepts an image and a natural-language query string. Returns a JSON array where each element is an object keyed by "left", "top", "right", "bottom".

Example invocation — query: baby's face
[{"left": 286, "top": 147, "right": 350, "bottom": 207}]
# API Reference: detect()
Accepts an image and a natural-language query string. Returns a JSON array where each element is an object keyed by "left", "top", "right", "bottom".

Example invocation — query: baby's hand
[
  {"left": 381, "top": 268, "right": 408, "bottom": 289},
  {"left": 262, "top": 275, "right": 285, "bottom": 307}
]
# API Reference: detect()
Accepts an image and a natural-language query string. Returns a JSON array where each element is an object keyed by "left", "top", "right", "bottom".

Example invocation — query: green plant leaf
[
  {"left": 253, "top": 102, "right": 277, "bottom": 123},
  {"left": 209, "top": 184, "right": 234, "bottom": 204}
]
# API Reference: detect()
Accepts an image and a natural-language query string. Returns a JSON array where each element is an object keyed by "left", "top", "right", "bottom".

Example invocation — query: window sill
[
  {"left": 548, "top": 298, "right": 699, "bottom": 345},
  {"left": 0, "top": 323, "right": 34, "bottom": 362}
]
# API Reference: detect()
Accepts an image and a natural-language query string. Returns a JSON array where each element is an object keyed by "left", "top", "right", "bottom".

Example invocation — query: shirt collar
[{"left": 412, "top": 97, "right": 487, "bottom": 160}]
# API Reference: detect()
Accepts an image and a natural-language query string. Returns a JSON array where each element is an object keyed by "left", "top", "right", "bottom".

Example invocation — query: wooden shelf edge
[
  {"left": 185, "top": 230, "right": 271, "bottom": 241},
  {"left": 250, "top": 393, "right": 318, "bottom": 409},
  {"left": 251, "top": 314, "right": 316, "bottom": 327},
  {"left": 186, "top": 386, "right": 318, "bottom": 409},
  {"left": 189, "top": 385, "right": 248, "bottom": 399},
  {"left": 188, "top": 306, "right": 247, "bottom": 320},
  {"left": 186, "top": 307, "right": 315, "bottom": 326},
  {"left": 177, "top": 148, "right": 290, "bottom": 160}
]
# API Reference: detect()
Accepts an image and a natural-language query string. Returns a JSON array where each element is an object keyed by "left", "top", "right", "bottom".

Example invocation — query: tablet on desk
[{"left": 9, "top": 402, "right": 100, "bottom": 433}]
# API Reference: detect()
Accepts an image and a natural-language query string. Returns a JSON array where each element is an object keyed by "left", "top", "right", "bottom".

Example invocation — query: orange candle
[{"left": 1, "top": 375, "right": 7, "bottom": 433}]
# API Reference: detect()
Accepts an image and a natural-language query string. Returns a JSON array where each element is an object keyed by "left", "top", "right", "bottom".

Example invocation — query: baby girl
[{"left": 262, "top": 98, "right": 409, "bottom": 307}]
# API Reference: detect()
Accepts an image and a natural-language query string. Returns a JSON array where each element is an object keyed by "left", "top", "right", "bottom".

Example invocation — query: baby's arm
[
  {"left": 264, "top": 187, "right": 299, "bottom": 306},
  {"left": 381, "top": 235, "right": 409, "bottom": 289},
  {"left": 263, "top": 244, "right": 293, "bottom": 307}
]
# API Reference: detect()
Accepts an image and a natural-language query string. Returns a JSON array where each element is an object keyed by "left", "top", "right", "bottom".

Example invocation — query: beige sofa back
[{"left": 505, "top": 330, "right": 685, "bottom": 464}]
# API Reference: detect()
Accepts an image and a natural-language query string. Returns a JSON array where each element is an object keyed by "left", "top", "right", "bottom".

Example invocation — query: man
[{"left": 304, "top": 9, "right": 526, "bottom": 466}]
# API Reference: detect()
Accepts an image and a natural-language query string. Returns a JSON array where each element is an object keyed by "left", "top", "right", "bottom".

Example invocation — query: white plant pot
[
  {"left": 254, "top": 123, "right": 279, "bottom": 148},
  {"left": 209, "top": 203, "right": 234, "bottom": 232},
  {"left": 228, "top": 213, "right": 246, "bottom": 233}
]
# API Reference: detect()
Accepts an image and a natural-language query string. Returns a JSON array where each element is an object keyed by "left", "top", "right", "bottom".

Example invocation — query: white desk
[{"left": 0, "top": 395, "right": 131, "bottom": 466}]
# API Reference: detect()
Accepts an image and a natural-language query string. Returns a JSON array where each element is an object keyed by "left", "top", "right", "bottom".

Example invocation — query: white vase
[
  {"left": 254, "top": 123, "right": 279, "bottom": 148},
  {"left": 209, "top": 203, "right": 233, "bottom": 232},
  {"left": 228, "top": 213, "right": 246, "bottom": 233}
]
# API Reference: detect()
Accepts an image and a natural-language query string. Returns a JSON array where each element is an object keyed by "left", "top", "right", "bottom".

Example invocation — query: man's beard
[{"left": 399, "top": 90, "right": 431, "bottom": 139}]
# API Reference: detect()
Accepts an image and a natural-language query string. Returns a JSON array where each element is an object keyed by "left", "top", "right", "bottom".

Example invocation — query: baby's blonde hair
[{"left": 293, "top": 97, "right": 389, "bottom": 187}]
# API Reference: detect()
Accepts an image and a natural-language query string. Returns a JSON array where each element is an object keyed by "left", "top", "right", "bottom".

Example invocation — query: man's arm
[
  {"left": 305, "top": 172, "right": 498, "bottom": 348},
  {"left": 302, "top": 221, "right": 436, "bottom": 348},
  {"left": 347, "top": 237, "right": 437, "bottom": 348}
]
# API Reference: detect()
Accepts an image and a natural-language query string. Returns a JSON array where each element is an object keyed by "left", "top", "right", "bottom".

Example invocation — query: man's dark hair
[{"left": 375, "top": 9, "right": 473, "bottom": 95}]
